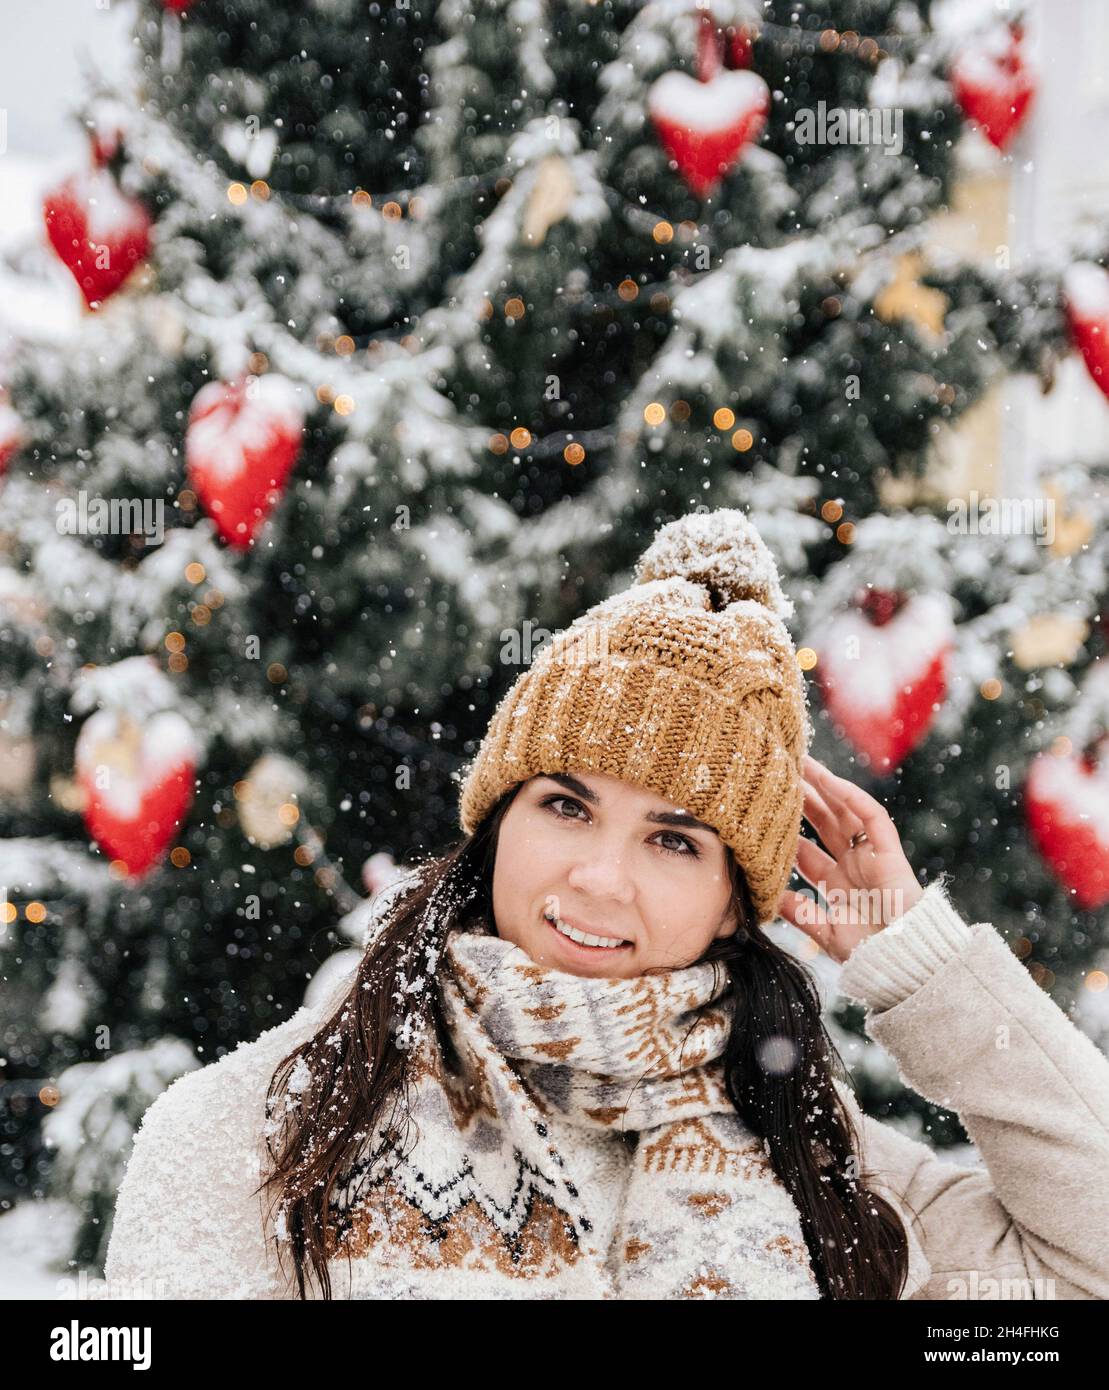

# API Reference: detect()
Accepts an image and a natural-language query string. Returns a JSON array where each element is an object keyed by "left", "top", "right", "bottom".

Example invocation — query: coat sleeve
[
  {"left": 834, "top": 879, "right": 1109, "bottom": 1301},
  {"left": 102, "top": 1048, "right": 296, "bottom": 1300}
]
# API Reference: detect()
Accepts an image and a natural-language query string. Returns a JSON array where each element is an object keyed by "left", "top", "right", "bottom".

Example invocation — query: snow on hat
[{"left": 457, "top": 508, "right": 812, "bottom": 926}]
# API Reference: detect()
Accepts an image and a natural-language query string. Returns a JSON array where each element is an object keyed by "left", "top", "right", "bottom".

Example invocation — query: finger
[
  {"left": 776, "top": 888, "right": 834, "bottom": 953},
  {"left": 801, "top": 779, "right": 862, "bottom": 860},
  {"left": 804, "top": 756, "right": 900, "bottom": 857},
  {"left": 794, "top": 833, "right": 843, "bottom": 895}
]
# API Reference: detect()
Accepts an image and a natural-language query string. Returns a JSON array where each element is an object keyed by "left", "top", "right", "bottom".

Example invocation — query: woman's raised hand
[{"left": 775, "top": 754, "right": 925, "bottom": 964}]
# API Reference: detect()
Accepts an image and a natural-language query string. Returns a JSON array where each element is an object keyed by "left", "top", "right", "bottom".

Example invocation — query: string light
[{"left": 731, "top": 428, "right": 754, "bottom": 452}]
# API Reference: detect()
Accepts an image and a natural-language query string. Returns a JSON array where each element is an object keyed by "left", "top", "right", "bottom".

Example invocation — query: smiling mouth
[{"left": 542, "top": 909, "right": 633, "bottom": 952}]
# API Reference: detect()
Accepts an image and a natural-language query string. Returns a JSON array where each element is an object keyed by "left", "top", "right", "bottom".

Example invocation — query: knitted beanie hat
[{"left": 457, "top": 508, "right": 813, "bottom": 926}]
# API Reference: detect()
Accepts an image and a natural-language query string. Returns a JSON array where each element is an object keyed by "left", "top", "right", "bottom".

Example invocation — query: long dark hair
[{"left": 257, "top": 781, "right": 910, "bottom": 1299}]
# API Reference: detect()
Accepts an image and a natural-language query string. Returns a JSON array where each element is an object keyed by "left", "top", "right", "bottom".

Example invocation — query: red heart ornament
[
  {"left": 1064, "top": 262, "right": 1109, "bottom": 403},
  {"left": 1025, "top": 750, "right": 1109, "bottom": 909},
  {"left": 728, "top": 23, "right": 756, "bottom": 70},
  {"left": 43, "top": 168, "right": 151, "bottom": 310},
  {"left": 815, "top": 592, "right": 954, "bottom": 773},
  {"left": 647, "top": 68, "right": 769, "bottom": 198},
  {"left": 185, "top": 374, "right": 305, "bottom": 549},
  {"left": 951, "top": 24, "right": 1035, "bottom": 152},
  {"left": 76, "top": 709, "right": 198, "bottom": 878}
]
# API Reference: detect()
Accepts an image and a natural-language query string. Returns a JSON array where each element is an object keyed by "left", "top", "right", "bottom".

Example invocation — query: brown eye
[
  {"left": 539, "top": 794, "right": 586, "bottom": 821},
  {"left": 655, "top": 832, "right": 700, "bottom": 860}
]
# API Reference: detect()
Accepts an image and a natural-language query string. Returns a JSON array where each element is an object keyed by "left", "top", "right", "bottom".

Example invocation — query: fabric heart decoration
[
  {"left": 728, "top": 23, "right": 756, "bottom": 70},
  {"left": 1025, "top": 744, "right": 1109, "bottom": 909},
  {"left": 185, "top": 374, "right": 305, "bottom": 549},
  {"left": 76, "top": 709, "right": 199, "bottom": 878},
  {"left": 1063, "top": 262, "right": 1109, "bottom": 403},
  {"left": 86, "top": 97, "right": 130, "bottom": 168},
  {"left": 43, "top": 167, "right": 151, "bottom": 310},
  {"left": 647, "top": 67, "right": 769, "bottom": 198},
  {"left": 815, "top": 590, "right": 955, "bottom": 773},
  {"left": 951, "top": 23, "right": 1035, "bottom": 152}
]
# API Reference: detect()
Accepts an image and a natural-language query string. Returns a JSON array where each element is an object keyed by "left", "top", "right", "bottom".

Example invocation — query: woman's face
[{"left": 490, "top": 768, "right": 739, "bottom": 978}]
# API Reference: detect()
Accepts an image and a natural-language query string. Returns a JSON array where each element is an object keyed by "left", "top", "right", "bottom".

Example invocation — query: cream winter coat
[{"left": 103, "top": 880, "right": 1109, "bottom": 1299}]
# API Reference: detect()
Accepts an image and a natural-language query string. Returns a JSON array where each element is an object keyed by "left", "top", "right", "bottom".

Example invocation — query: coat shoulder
[{"left": 104, "top": 966, "right": 358, "bottom": 1298}]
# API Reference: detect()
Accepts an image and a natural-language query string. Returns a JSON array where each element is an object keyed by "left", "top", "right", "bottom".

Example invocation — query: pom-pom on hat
[{"left": 457, "top": 508, "right": 812, "bottom": 926}]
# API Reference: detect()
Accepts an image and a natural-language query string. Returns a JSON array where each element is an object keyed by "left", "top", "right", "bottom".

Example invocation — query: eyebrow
[{"left": 537, "top": 773, "right": 720, "bottom": 836}]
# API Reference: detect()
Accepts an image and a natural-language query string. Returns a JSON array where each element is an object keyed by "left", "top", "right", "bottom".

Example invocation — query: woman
[{"left": 104, "top": 508, "right": 1109, "bottom": 1300}]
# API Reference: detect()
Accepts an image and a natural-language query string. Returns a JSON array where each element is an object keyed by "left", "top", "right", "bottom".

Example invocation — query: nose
[{"left": 566, "top": 849, "right": 636, "bottom": 905}]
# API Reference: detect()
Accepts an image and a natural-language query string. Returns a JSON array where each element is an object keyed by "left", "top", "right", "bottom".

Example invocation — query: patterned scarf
[{"left": 328, "top": 925, "right": 821, "bottom": 1299}]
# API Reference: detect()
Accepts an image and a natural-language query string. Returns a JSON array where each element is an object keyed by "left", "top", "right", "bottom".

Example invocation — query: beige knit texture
[{"left": 457, "top": 510, "right": 812, "bottom": 926}]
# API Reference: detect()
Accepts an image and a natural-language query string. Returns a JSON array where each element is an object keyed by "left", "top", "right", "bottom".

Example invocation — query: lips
[{"left": 542, "top": 908, "right": 633, "bottom": 952}]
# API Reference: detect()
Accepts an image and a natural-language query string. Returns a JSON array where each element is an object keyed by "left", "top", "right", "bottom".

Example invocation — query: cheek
[
  {"left": 641, "top": 863, "right": 732, "bottom": 946},
  {"left": 496, "top": 809, "right": 549, "bottom": 880},
  {"left": 492, "top": 811, "right": 549, "bottom": 921}
]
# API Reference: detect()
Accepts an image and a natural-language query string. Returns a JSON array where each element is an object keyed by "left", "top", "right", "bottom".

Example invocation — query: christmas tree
[{"left": 1, "top": 0, "right": 1108, "bottom": 1276}]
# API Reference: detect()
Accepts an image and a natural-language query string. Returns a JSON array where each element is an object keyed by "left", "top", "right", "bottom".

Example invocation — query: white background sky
[{"left": 2, "top": 0, "right": 134, "bottom": 160}]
